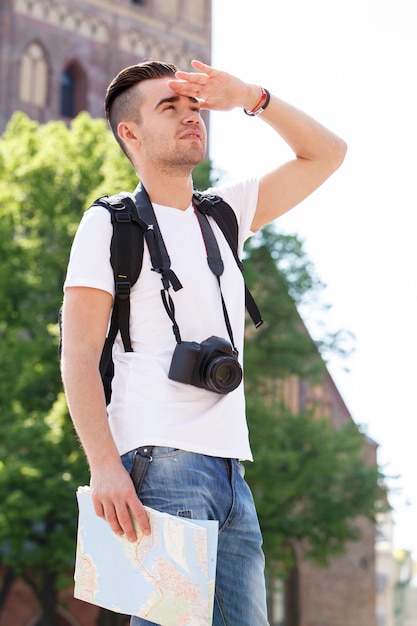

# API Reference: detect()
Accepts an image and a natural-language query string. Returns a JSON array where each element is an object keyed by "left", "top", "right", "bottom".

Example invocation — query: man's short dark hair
[{"left": 105, "top": 61, "right": 178, "bottom": 144}]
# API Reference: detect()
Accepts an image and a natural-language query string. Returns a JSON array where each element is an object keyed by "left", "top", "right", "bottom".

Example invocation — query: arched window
[
  {"left": 19, "top": 42, "right": 48, "bottom": 106},
  {"left": 60, "top": 62, "right": 87, "bottom": 119},
  {"left": 60, "top": 68, "right": 75, "bottom": 117}
]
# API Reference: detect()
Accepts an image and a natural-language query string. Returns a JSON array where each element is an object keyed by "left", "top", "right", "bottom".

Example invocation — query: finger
[
  {"left": 190, "top": 59, "right": 215, "bottom": 74},
  {"left": 167, "top": 79, "right": 203, "bottom": 99},
  {"left": 174, "top": 69, "right": 209, "bottom": 82},
  {"left": 101, "top": 500, "right": 149, "bottom": 543},
  {"left": 115, "top": 505, "right": 141, "bottom": 543},
  {"left": 101, "top": 502, "right": 125, "bottom": 537},
  {"left": 128, "top": 497, "right": 152, "bottom": 538},
  {"left": 92, "top": 497, "right": 105, "bottom": 519},
  {"left": 170, "top": 72, "right": 209, "bottom": 93},
  {"left": 107, "top": 489, "right": 151, "bottom": 542}
]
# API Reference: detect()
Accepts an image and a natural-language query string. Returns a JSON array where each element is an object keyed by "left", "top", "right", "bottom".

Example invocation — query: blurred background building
[{"left": 0, "top": 0, "right": 212, "bottom": 132}]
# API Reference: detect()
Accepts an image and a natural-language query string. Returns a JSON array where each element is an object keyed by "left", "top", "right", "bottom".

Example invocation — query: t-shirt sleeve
[
  {"left": 206, "top": 177, "right": 260, "bottom": 257},
  {"left": 63, "top": 205, "right": 115, "bottom": 296}
]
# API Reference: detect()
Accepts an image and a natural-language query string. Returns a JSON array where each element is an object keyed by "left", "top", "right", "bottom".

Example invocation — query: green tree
[
  {"left": 0, "top": 395, "right": 88, "bottom": 623},
  {"left": 245, "top": 393, "right": 385, "bottom": 625},
  {"left": 0, "top": 112, "right": 135, "bottom": 625},
  {"left": 243, "top": 225, "right": 354, "bottom": 385},
  {"left": 245, "top": 395, "right": 384, "bottom": 566},
  {"left": 0, "top": 111, "right": 213, "bottom": 624},
  {"left": 242, "top": 228, "right": 386, "bottom": 624}
]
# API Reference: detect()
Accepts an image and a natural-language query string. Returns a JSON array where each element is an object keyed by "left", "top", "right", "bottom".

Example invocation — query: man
[{"left": 61, "top": 59, "right": 346, "bottom": 625}]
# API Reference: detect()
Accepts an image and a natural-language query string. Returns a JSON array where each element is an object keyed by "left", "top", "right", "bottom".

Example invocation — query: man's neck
[{"left": 138, "top": 171, "right": 194, "bottom": 211}]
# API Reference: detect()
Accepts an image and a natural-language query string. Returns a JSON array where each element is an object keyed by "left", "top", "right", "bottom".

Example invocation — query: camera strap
[{"left": 193, "top": 204, "right": 237, "bottom": 352}]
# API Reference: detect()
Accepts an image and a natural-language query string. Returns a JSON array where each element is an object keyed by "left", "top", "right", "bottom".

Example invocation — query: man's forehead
[
  {"left": 137, "top": 77, "right": 175, "bottom": 101},
  {"left": 139, "top": 77, "right": 199, "bottom": 107}
]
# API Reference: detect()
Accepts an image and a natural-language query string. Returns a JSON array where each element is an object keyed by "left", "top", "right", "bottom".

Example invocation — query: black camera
[{"left": 168, "top": 335, "right": 242, "bottom": 394}]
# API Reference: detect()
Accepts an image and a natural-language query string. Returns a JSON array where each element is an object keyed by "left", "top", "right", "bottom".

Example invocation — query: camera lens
[{"left": 204, "top": 356, "right": 242, "bottom": 394}]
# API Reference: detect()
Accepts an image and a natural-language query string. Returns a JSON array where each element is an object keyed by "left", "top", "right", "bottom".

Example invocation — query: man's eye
[{"left": 163, "top": 104, "right": 175, "bottom": 111}]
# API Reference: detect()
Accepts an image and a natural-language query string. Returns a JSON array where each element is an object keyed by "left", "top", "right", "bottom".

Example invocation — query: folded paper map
[{"left": 74, "top": 486, "right": 218, "bottom": 626}]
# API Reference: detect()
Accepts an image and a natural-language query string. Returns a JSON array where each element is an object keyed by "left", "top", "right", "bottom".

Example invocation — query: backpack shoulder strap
[
  {"left": 134, "top": 183, "right": 183, "bottom": 293},
  {"left": 94, "top": 194, "right": 148, "bottom": 398},
  {"left": 193, "top": 191, "right": 240, "bottom": 261},
  {"left": 193, "top": 191, "right": 263, "bottom": 328}
]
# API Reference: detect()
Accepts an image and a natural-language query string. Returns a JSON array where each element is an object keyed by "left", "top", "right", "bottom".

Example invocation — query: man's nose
[{"left": 183, "top": 109, "right": 201, "bottom": 124}]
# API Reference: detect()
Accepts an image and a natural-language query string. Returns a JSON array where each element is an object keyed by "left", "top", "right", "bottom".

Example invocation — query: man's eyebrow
[{"left": 154, "top": 95, "right": 200, "bottom": 110}]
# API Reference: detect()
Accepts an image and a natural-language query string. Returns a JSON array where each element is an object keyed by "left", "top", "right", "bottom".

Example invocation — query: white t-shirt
[{"left": 64, "top": 178, "right": 259, "bottom": 460}]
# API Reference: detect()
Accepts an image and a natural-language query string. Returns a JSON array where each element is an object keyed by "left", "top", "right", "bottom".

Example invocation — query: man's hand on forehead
[
  {"left": 167, "top": 60, "right": 252, "bottom": 112},
  {"left": 167, "top": 60, "right": 210, "bottom": 102}
]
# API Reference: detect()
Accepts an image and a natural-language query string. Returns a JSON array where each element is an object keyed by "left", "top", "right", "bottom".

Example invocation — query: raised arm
[
  {"left": 169, "top": 60, "right": 347, "bottom": 231},
  {"left": 61, "top": 286, "right": 151, "bottom": 540}
]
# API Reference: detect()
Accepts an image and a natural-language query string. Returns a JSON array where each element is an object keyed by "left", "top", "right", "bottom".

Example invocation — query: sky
[{"left": 210, "top": 0, "right": 417, "bottom": 556}]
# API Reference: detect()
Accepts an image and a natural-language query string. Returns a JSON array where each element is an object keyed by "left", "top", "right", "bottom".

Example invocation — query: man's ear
[{"left": 117, "top": 121, "right": 141, "bottom": 150}]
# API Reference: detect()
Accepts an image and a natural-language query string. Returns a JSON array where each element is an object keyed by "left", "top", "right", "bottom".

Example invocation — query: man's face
[{"left": 132, "top": 77, "right": 207, "bottom": 173}]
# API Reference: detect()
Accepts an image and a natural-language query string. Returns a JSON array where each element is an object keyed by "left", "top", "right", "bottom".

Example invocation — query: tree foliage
[
  {"left": 0, "top": 111, "right": 215, "bottom": 624},
  {"left": 243, "top": 226, "right": 354, "bottom": 386},
  {"left": 245, "top": 395, "right": 385, "bottom": 572},
  {"left": 242, "top": 229, "right": 386, "bottom": 579},
  {"left": 0, "top": 112, "right": 137, "bottom": 624}
]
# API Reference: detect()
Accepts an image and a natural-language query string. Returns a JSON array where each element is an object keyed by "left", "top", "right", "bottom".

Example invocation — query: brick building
[
  {"left": 268, "top": 370, "right": 378, "bottom": 626},
  {"left": 0, "top": 0, "right": 212, "bottom": 133},
  {"left": 0, "top": 2, "right": 380, "bottom": 624}
]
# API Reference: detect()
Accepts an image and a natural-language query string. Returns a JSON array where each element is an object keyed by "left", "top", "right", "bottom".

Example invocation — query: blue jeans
[{"left": 121, "top": 447, "right": 269, "bottom": 626}]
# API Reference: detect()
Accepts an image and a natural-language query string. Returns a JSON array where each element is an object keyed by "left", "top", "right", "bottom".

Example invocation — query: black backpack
[{"left": 61, "top": 184, "right": 262, "bottom": 403}]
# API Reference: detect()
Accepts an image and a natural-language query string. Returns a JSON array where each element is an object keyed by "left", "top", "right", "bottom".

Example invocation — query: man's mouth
[{"left": 179, "top": 130, "right": 202, "bottom": 141}]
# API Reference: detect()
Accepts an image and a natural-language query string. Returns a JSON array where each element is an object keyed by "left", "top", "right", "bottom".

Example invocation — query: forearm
[
  {"left": 61, "top": 286, "right": 150, "bottom": 538},
  {"left": 235, "top": 81, "right": 346, "bottom": 169},
  {"left": 61, "top": 347, "right": 120, "bottom": 470},
  {"left": 257, "top": 92, "right": 346, "bottom": 168},
  {"left": 61, "top": 347, "right": 151, "bottom": 539}
]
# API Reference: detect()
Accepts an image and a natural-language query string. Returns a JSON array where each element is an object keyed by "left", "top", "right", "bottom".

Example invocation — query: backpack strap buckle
[
  {"left": 115, "top": 280, "right": 131, "bottom": 299},
  {"left": 114, "top": 211, "right": 133, "bottom": 224}
]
